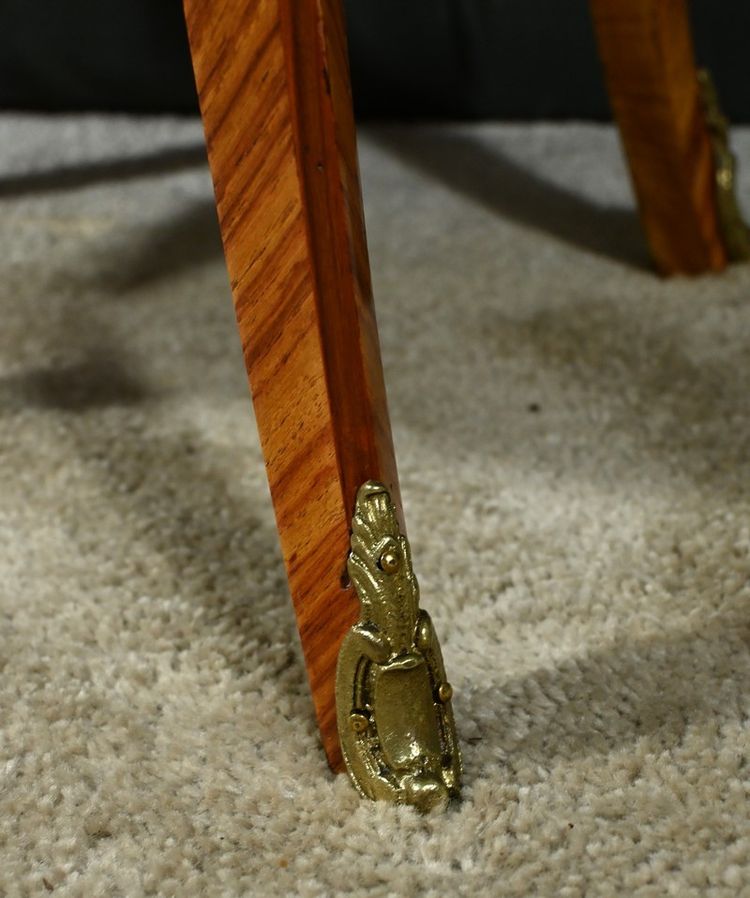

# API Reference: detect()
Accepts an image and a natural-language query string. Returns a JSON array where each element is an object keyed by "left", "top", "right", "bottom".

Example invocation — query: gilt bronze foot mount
[
  {"left": 698, "top": 68, "right": 750, "bottom": 262},
  {"left": 335, "top": 482, "right": 461, "bottom": 812}
]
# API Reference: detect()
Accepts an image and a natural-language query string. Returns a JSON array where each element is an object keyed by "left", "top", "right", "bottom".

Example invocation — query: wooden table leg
[
  {"left": 589, "top": 0, "right": 728, "bottom": 275},
  {"left": 183, "top": 0, "right": 401, "bottom": 770}
]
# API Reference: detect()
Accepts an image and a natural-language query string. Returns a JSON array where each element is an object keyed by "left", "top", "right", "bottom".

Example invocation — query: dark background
[{"left": 0, "top": 1, "right": 748, "bottom": 121}]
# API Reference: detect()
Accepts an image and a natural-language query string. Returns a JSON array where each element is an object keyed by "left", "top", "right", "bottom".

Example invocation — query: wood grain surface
[
  {"left": 183, "top": 0, "right": 401, "bottom": 770},
  {"left": 590, "top": 0, "right": 727, "bottom": 274}
]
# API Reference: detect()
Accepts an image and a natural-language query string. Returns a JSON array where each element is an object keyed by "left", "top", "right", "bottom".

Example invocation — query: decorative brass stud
[
  {"left": 350, "top": 713, "right": 369, "bottom": 734},
  {"left": 378, "top": 550, "right": 400, "bottom": 574},
  {"left": 438, "top": 682, "right": 453, "bottom": 704}
]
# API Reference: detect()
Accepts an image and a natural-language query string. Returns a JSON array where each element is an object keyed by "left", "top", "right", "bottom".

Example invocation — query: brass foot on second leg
[{"left": 698, "top": 68, "right": 750, "bottom": 262}]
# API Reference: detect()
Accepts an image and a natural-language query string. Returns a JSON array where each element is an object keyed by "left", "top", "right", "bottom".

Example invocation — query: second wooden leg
[{"left": 589, "top": 0, "right": 728, "bottom": 275}]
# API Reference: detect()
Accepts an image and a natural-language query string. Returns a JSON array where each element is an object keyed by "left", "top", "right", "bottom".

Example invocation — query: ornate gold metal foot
[
  {"left": 335, "top": 481, "right": 461, "bottom": 812},
  {"left": 698, "top": 68, "right": 750, "bottom": 262}
]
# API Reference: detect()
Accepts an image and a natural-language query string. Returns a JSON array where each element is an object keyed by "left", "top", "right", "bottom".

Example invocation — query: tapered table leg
[
  {"left": 183, "top": 0, "right": 401, "bottom": 770},
  {"left": 589, "top": 0, "right": 728, "bottom": 275}
]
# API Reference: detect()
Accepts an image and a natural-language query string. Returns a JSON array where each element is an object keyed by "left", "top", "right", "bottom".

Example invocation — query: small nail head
[
  {"left": 438, "top": 683, "right": 453, "bottom": 703},
  {"left": 379, "top": 551, "right": 400, "bottom": 574}
]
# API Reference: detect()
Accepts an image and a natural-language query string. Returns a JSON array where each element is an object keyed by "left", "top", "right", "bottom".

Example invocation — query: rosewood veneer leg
[
  {"left": 183, "top": 0, "right": 401, "bottom": 771},
  {"left": 589, "top": 0, "right": 729, "bottom": 275}
]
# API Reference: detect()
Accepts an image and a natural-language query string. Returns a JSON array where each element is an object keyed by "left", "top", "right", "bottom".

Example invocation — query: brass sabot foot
[
  {"left": 698, "top": 68, "right": 750, "bottom": 262},
  {"left": 335, "top": 481, "right": 461, "bottom": 811}
]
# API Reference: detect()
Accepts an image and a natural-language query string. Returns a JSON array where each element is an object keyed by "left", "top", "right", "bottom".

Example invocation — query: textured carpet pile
[{"left": 1, "top": 116, "right": 750, "bottom": 896}]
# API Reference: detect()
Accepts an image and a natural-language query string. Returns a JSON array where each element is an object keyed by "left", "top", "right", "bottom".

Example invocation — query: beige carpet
[{"left": 2, "top": 115, "right": 750, "bottom": 897}]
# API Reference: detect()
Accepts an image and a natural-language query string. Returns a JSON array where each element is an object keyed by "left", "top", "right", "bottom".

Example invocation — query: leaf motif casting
[{"left": 335, "top": 481, "right": 461, "bottom": 812}]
